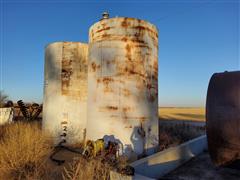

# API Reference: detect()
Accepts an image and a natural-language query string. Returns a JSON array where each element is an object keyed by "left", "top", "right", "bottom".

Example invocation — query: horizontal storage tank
[
  {"left": 43, "top": 42, "right": 88, "bottom": 144},
  {"left": 206, "top": 71, "right": 240, "bottom": 166},
  {"left": 87, "top": 16, "right": 159, "bottom": 157}
]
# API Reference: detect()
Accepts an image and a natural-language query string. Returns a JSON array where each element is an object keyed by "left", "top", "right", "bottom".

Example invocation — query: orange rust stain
[
  {"left": 106, "top": 106, "right": 118, "bottom": 110},
  {"left": 97, "top": 78, "right": 101, "bottom": 83},
  {"left": 104, "top": 88, "right": 114, "bottom": 93},
  {"left": 61, "top": 68, "right": 72, "bottom": 95},
  {"left": 122, "top": 106, "right": 132, "bottom": 112},
  {"left": 125, "top": 44, "right": 131, "bottom": 52},
  {"left": 135, "top": 45, "right": 151, "bottom": 49},
  {"left": 154, "top": 60, "right": 158, "bottom": 70},
  {"left": 117, "top": 59, "right": 146, "bottom": 81},
  {"left": 132, "top": 25, "right": 158, "bottom": 37},
  {"left": 101, "top": 34, "right": 111, "bottom": 38},
  {"left": 91, "top": 62, "right": 97, "bottom": 72},
  {"left": 96, "top": 27, "right": 111, "bottom": 33},
  {"left": 123, "top": 116, "right": 148, "bottom": 122},
  {"left": 131, "top": 39, "right": 146, "bottom": 44},
  {"left": 125, "top": 44, "right": 132, "bottom": 61},
  {"left": 92, "top": 35, "right": 152, "bottom": 45},
  {"left": 130, "top": 70, "right": 146, "bottom": 78},
  {"left": 91, "top": 29, "right": 94, "bottom": 39},
  {"left": 102, "top": 77, "right": 114, "bottom": 93},
  {"left": 125, "top": 125, "right": 133, "bottom": 128},
  {"left": 121, "top": 18, "right": 128, "bottom": 28},
  {"left": 139, "top": 117, "right": 148, "bottom": 122},
  {"left": 101, "top": 22, "right": 107, "bottom": 28},
  {"left": 61, "top": 44, "right": 74, "bottom": 96},
  {"left": 90, "top": 20, "right": 158, "bottom": 101},
  {"left": 90, "top": 62, "right": 101, "bottom": 73},
  {"left": 133, "top": 25, "right": 147, "bottom": 31},
  {"left": 122, "top": 88, "right": 131, "bottom": 97},
  {"left": 122, "top": 37, "right": 128, "bottom": 42},
  {"left": 137, "top": 80, "right": 145, "bottom": 90},
  {"left": 62, "top": 59, "right": 72, "bottom": 66},
  {"left": 102, "top": 77, "right": 114, "bottom": 84},
  {"left": 122, "top": 22, "right": 127, "bottom": 27},
  {"left": 99, "top": 106, "right": 118, "bottom": 112}
]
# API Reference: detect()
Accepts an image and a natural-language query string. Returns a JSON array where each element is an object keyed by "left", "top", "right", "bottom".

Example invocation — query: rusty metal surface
[
  {"left": 61, "top": 42, "right": 88, "bottom": 98},
  {"left": 43, "top": 42, "right": 88, "bottom": 144},
  {"left": 206, "top": 71, "right": 240, "bottom": 166},
  {"left": 87, "top": 17, "right": 159, "bottom": 157}
]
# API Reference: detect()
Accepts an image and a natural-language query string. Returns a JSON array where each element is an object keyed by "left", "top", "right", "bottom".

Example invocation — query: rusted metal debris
[
  {"left": 17, "top": 100, "right": 42, "bottom": 121},
  {"left": 82, "top": 139, "right": 105, "bottom": 158},
  {"left": 82, "top": 139, "right": 121, "bottom": 159},
  {"left": 206, "top": 71, "right": 240, "bottom": 166}
]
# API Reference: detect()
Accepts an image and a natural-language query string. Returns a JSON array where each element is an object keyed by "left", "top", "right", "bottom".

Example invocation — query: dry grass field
[
  {"left": 0, "top": 122, "right": 54, "bottom": 179},
  {"left": 159, "top": 107, "right": 205, "bottom": 122},
  {"left": 0, "top": 122, "right": 126, "bottom": 180}
]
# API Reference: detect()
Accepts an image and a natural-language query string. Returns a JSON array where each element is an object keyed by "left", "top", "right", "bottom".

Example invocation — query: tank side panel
[
  {"left": 43, "top": 42, "right": 88, "bottom": 144},
  {"left": 43, "top": 42, "right": 63, "bottom": 142},
  {"left": 206, "top": 71, "right": 240, "bottom": 166},
  {"left": 61, "top": 42, "right": 88, "bottom": 100},
  {"left": 87, "top": 18, "right": 159, "bottom": 156}
]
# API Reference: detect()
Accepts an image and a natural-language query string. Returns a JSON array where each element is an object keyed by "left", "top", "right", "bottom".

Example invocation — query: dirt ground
[{"left": 160, "top": 152, "right": 240, "bottom": 180}]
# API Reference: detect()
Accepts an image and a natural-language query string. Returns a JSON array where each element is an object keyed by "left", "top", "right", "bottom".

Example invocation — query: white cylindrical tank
[
  {"left": 87, "top": 17, "right": 159, "bottom": 157},
  {"left": 43, "top": 42, "right": 88, "bottom": 144}
]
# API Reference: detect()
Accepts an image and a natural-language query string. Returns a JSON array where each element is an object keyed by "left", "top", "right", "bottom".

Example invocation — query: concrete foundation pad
[{"left": 130, "top": 135, "right": 207, "bottom": 179}]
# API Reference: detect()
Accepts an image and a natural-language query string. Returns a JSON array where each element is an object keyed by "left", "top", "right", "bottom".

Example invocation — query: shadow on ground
[{"left": 160, "top": 152, "right": 240, "bottom": 180}]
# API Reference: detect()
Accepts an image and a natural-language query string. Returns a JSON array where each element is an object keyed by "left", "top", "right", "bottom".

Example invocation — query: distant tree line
[{"left": 0, "top": 90, "right": 8, "bottom": 108}]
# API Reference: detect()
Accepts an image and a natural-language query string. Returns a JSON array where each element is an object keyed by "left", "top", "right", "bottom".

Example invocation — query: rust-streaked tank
[
  {"left": 43, "top": 42, "right": 88, "bottom": 144},
  {"left": 206, "top": 71, "right": 240, "bottom": 166},
  {"left": 87, "top": 16, "right": 159, "bottom": 157}
]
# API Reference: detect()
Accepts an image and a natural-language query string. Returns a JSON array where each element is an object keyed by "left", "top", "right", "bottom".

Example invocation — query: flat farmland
[{"left": 159, "top": 107, "right": 205, "bottom": 123}]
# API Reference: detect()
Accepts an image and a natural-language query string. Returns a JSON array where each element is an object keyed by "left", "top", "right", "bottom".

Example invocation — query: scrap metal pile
[
  {"left": 17, "top": 100, "right": 42, "bottom": 121},
  {"left": 50, "top": 138, "right": 135, "bottom": 176}
]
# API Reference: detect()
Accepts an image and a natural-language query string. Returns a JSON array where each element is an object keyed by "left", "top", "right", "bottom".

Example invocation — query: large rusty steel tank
[
  {"left": 43, "top": 42, "right": 88, "bottom": 144},
  {"left": 206, "top": 71, "right": 240, "bottom": 166},
  {"left": 87, "top": 15, "right": 159, "bottom": 157}
]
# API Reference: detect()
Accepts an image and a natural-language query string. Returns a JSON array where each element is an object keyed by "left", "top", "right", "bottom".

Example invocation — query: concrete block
[
  {"left": 130, "top": 135, "right": 207, "bottom": 179},
  {"left": 0, "top": 107, "right": 14, "bottom": 125}
]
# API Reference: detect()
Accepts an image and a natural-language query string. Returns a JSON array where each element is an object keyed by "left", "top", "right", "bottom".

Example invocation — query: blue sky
[{"left": 0, "top": 0, "right": 239, "bottom": 107}]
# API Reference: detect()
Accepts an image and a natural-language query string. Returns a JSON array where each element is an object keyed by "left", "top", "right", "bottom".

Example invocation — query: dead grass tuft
[
  {"left": 62, "top": 156, "right": 111, "bottom": 180},
  {"left": 159, "top": 123, "right": 205, "bottom": 151},
  {"left": 62, "top": 155, "right": 129, "bottom": 180},
  {"left": 0, "top": 122, "right": 54, "bottom": 179}
]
